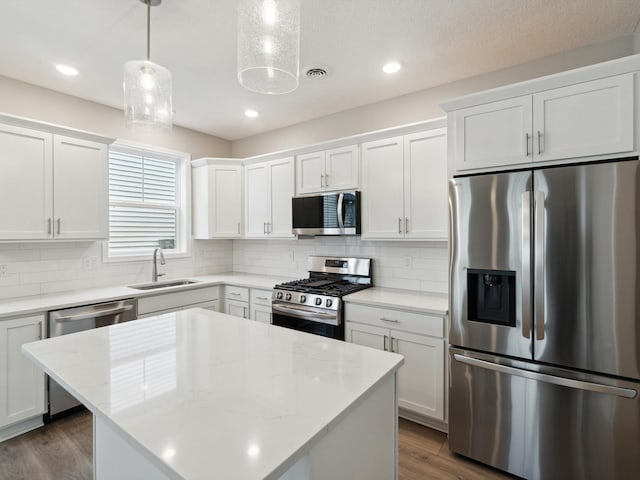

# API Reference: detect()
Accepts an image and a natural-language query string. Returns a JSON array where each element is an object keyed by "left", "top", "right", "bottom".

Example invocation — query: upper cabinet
[
  {"left": 192, "top": 159, "right": 243, "bottom": 239},
  {"left": 245, "top": 157, "right": 294, "bottom": 238},
  {"left": 296, "top": 145, "right": 359, "bottom": 194},
  {"left": 0, "top": 123, "right": 109, "bottom": 241},
  {"left": 361, "top": 128, "right": 447, "bottom": 240},
  {"left": 449, "top": 73, "right": 635, "bottom": 173}
]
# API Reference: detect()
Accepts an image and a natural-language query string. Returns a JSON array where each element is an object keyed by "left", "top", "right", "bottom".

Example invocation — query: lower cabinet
[
  {"left": 224, "top": 286, "right": 249, "bottom": 319},
  {"left": 250, "top": 288, "right": 272, "bottom": 324},
  {"left": 345, "top": 304, "right": 445, "bottom": 424},
  {"left": 0, "top": 314, "right": 46, "bottom": 430}
]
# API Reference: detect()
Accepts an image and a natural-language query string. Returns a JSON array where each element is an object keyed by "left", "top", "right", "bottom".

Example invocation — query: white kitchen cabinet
[
  {"left": 245, "top": 157, "right": 294, "bottom": 238},
  {"left": 452, "top": 73, "right": 634, "bottom": 172},
  {"left": 296, "top": 145, "right": 359, "bottom": 194},
  {"left": 250, "top": 288, "right": 272, "bottom": 324},
  {"left": 361, "top": 129, "right": 447, "bottom": 240},
  {"left": 192, "top": 159, "right": 243, "bottom": 239},
  {"left": 224, "top": 286, "right": 249, "bottom": 319},
  {"left": 137, "top": 286, "right": 221, "bottom": 317},
  {"left": 0, "top": 124, "right": 109, "bottom": 241},
  {"left": 0, "top": 314, "right": 46, "bottom": 429},
  {"left": 345, "top": 303, "right": 445, "bottom": 423}
]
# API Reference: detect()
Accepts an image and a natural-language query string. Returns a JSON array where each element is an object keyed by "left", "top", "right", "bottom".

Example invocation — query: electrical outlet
[
  {"left": 82, "top": 256, "right": 98, "bottom": 270},
  {"left": 0, "top": 264, "right": 7, "bottom": 276},
  {"left": 404, "top": 257, "right": 412, "bottom": 268}
]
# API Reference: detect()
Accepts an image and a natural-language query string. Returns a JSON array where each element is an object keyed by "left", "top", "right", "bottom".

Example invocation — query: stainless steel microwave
[{"left": 292, "top": 191, "right": 361, "bottom": 236}]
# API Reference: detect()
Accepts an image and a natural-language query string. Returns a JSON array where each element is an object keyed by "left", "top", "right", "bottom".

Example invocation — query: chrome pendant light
[
  {"left": 124, "top": 0, "right": 173, "bottom": 131},
  {"left": 237, "top": 0, "right": 300, "bottom": 95}
]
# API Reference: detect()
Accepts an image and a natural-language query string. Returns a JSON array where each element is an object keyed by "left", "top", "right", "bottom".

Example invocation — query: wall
[
  {"left": 231, "top": 35, "right": 635, "bottom": 158},
  {"left": 233, "top": 238, "right": 448, "bottom": 294},
  {"left": 0, "top": 240, "right": 232, "bottom": 301},
  {"left": 0, "top": 75, "right": 231, "bottom": 159}
]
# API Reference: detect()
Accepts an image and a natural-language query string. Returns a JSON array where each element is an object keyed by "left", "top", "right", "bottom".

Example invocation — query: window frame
[{"left": 103, "top": 140, "right": 192, "bottom": 263}]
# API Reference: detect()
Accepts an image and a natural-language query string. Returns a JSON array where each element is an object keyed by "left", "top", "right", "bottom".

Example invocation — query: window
[{"left": 106, "top": 143, "right": 190, "bottom": 260}]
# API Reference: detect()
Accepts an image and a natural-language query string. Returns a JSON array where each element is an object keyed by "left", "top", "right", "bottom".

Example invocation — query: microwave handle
[{"left": 337, "top": 193, "right": 345, "bottom": 229}]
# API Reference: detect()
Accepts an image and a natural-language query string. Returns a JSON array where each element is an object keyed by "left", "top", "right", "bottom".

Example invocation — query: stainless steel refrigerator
[{"left": 449, "top": 158, "right": 640, "bottom": 480}]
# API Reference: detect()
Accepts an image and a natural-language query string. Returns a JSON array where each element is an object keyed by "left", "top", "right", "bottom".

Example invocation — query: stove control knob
[
  {"left": 315, "top": 297, "right": 322, "bottom": 306},
  {"left": 326, "top": 299, "right": 333, "bottom": 308},
  {"left": 300, "top": 295, "right": 307, "bottom": 303},
  {"left": 285, "top": 293, "right": 292, "bottom": 301},
  {"left": 276, "top": 292, "right": 283, "bottom": 300}
]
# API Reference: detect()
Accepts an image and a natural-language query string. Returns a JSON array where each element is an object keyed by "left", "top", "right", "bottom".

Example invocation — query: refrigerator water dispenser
[{"left": 467, "top": 269, "right": 515, "bottom": 326}]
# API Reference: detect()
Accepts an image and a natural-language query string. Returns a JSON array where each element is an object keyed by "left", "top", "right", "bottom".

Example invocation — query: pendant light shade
[
  {"left": 237, "top": 0, "right": 300, "bottom": 95},
  {"left": 124, "top": 0, "right": 173, "bottom": 131}
]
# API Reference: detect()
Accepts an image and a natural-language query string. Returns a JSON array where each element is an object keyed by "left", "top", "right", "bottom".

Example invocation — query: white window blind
[{"left": 108, "top": 146, "right": 182, "bottom": 257}]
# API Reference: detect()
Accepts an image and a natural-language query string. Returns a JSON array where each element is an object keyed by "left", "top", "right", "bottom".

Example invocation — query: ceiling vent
[{"left": 305, "top": 67, "right": 328, "bottom": 79}]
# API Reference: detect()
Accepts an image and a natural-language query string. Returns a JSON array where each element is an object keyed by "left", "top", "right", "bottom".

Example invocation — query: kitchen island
[{"left": 22, "top": 308, "right": 404, "bottom": 480}]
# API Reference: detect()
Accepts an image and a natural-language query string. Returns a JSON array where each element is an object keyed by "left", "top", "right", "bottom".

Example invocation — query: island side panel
[
  {"left": 94, "top": 415, "right": 175, "bottom": 480},
  {"left": 307, "top": 372, "right": 398, "bottom": 480}
]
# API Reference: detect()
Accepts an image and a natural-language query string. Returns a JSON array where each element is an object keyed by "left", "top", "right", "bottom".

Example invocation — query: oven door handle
[{"left": 272, "top": 304, "right": 339, "bottom": 326}]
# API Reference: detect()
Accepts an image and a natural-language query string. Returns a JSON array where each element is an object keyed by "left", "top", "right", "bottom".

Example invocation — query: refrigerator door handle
[
  {"left": 521, "top": 191, "right": 532, "bottom": 339},
  {"left": 453, "top": 354, "right": 637, "bottom": 399},
  {"left": 534, "top": 190, "right": 545, "bottom": 340}
]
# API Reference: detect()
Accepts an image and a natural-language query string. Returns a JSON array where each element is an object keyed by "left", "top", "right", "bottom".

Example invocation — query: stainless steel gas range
[{"left": 272, "top": 256, "right": 372, "bottom": 340}]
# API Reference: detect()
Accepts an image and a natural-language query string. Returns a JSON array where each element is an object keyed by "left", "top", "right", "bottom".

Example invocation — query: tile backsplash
[
  {"left": 232, "top": 237, "right": 449, "bottom": 293},
  {"left": 0, "top": 240, "right": 232, "bottom": 300},
  {"left": 0, "top": 237, "right": 447, "bottom": 300}
]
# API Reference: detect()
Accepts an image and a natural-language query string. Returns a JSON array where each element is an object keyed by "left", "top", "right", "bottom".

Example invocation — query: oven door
[{"left": 272, "top": 303, "right": 343, "bottom": 340}]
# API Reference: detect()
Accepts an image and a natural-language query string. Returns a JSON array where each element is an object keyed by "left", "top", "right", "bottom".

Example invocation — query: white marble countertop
[
  {"left": 23, "top": 309, "right": 403, "bottom": 480},
  {"left": 343, "top": 287, "right": 448, "bottom": 315},
  {"left": 0, "top": 273, "right": 295, "bottom": 319}
]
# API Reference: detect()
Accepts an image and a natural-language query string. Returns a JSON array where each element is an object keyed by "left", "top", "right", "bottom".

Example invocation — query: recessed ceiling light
[
  {"left": 245, "top": 109, "right": 259, "bottom": 118},
  {"left": 382, "top": 61, "right": 402, "bottom": 74},
  {"left": 56, "top": 64, "right": 79, "bottom": 76}
]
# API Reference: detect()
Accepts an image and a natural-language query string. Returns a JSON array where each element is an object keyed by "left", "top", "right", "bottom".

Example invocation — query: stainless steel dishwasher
[{"left": 47, "top": 298, "right": 137, "bottom": 420}]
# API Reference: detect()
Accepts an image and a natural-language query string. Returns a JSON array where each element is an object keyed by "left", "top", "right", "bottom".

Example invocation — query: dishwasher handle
[{"left": 54, "top": 304, "right": 134, "bottom": 323}]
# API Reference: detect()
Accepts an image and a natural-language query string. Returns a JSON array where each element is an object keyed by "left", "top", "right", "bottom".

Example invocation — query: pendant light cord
[{"left": 146, "top": 0, "right": 151, "bottom": 61}]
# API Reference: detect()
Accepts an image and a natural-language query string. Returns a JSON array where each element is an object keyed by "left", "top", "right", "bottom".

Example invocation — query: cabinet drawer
[
  {"left": 250, "top": 288, "right": 273, "bottom": 306},
  {"left": 138, "top": 286, "right": 220, "bottom": 315},
  {"left": 345, "top": 303, "right": 444, "bottom": 338},
  {"left": 225, "top": 285, "right": 249, "bottom": 302}
]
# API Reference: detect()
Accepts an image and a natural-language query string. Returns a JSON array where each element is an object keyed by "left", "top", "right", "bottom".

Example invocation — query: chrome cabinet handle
[
  {"left": 453, "top": 354, "right": 637, "bottom": 399},
  {"left": 268, "top": 222, "right": 272, "bottom": 234},
  {"left": 391, "top": 337, "right": 397, "bottom": 353},
  {"left": 537, "top": 130, "right": 543, "bottom": 154},
  {"left": 237, "top": 223, "right": 240, "bottom": 234},
  {"left": 405, "top": 217, "right": 409, "bottom": 233},
  {"left": 525, "top": 133, "right": 530, "bottom": 157},
  {"left": 534, "top": 191, "right": 545, "bottom": 341},
  {"left": 243, "top": 306, "right": 247, "bottom": 318},
  {"left": 263, "top": 222, "right": 266, "bottom": 234},
  {"left": 398, "top": 217, "right": 402, "bottom": 234},
  {"left": 320, "top": 173, "right": 325, "bottom": 188},
  {"left": 47, "top": 218, "right": 52, "bottom": 235},
  {"left": 256, "top": 296, "right": 269, "bottom": 301},
  {"left": 229, "top": 292, "right": 241, "bottom": 297},
  {"left": 380, "top": 317, "right": 399, "bottom": 323},
  {"left": 521, "top": 191, "right": 532, "bottom": 340},
  {"left": 37, "top": 321, "right": 43, "bottom": 340},
  {"left": 325, "top": 172, "right": 329, "bottom": 187},
  {"left": 383, "top": 335, "right": 389, "bottom": 351},
  {"left": 56, "top": 218, "right": 61, "bottom": 235}
]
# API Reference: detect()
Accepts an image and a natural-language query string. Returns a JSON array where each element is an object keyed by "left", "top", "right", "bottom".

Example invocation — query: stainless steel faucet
[{"left": 152, "top": 248, "right": 166, "bottom": 282}]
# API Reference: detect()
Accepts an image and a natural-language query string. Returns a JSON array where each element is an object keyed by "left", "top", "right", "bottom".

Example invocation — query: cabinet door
[
  {"left": 226, "top": 300, "right": 249, "bottom": 319},
  {"left": 533, "top": 74, "right": 634, "bottom": 162},
  {"left": 212, "top": 165, "right": 243, "bottom": 237},
  {"left": 0, "top": 315, "right": 46, "bottom": 428},
  {"left": 0, "top": 124, "right": 53, "bottom": 240},
  {"left": 454, "top": 96, "right": 533, "bottom": 172},
  {"left": 345, "top": 321, "right": 388, "bottom": 351},
  {"left": 251, "top": 304, "right": 272, "bottom": 324},
  {"left": 296, "top": 151, "right": 324, "bottom": 194},
  {"left": 392, "top": 330, "right": 444, "bottom": 421},
  {"left": 324, "top": 145, "right": 359, "bottom": 191},
  {"left": 404, "top": 129, "right": 448, "bottom": 240},
  {"left": 268, "top": 157, "right": 295, "bottom": 237},
  {"left": 361, "top": 136, "right": 405, "bottom": 239},
  {"left": 245, "top": 163, "right": 269, "bottom": 237},
  {"left": 53, "top": 135, "right": 108, "bottom": 239}
]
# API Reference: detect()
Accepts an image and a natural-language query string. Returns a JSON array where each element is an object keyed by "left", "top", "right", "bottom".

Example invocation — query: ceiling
[{"left": 0, "top": 0, "right": 639, "bottom": 141}]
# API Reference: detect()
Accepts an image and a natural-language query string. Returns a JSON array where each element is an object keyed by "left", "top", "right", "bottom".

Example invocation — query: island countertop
[{"left": 22, "top": 308, "right": 404, "bottom": 480}]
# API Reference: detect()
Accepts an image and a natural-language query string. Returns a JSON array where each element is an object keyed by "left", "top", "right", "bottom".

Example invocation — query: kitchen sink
[{"left": 128, "top": 279, "right": 200, "bottom": 290}]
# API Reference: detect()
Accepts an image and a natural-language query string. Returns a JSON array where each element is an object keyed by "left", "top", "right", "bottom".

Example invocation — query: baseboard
[
  {"left": 0, "top": 416, "right": 44, "bottom": 442},
  {"left": 399, "top": 408, "right": 448, "bottom": 433}
]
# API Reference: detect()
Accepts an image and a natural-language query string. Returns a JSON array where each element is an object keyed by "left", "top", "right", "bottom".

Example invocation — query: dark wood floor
[{"left": 0, "top": 412, "right": 514, "bottom": 479}]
